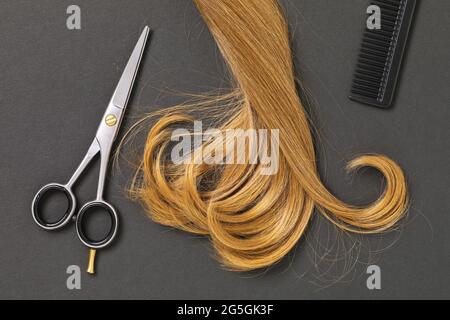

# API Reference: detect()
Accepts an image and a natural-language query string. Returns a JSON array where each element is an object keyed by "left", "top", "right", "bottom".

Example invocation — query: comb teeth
[{"left": 349, "top": 0, "right": 417, "bottom": 108}]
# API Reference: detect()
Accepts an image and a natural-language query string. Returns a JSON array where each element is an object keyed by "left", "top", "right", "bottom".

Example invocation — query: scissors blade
[{"left": 111, "top": 26, "right": 150, "bottom": 109}]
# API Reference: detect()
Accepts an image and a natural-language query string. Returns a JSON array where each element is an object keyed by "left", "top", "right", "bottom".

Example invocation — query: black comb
[{"left": 349, "top": 0, "right": 417, "bottom": 108}]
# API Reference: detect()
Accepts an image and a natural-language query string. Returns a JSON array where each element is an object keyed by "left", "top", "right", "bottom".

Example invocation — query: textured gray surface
[{"left": 0, "top": 0, "right": 448, "bottom": 299}]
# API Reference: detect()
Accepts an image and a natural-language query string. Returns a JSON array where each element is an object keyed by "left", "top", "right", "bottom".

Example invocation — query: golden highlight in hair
[{"left": 129, "top": 0, "right": 408, "bottom": 271}]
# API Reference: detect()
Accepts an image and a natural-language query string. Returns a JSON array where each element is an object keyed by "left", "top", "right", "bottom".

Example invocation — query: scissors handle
[
  {"left": 31, "top": 139, "right": 100, "bottom": 230},
  {"left": 76, "top": 200, "right": 119, "bottom": 249},
  {"left": 32, "top": 183, "right": 76, "bottom": 230},
  {"left": 76, "top": 200, "right": 119, "bottom": 274},
  {"left": 32, "top": 186, "right": 119, "bottom": 248}
]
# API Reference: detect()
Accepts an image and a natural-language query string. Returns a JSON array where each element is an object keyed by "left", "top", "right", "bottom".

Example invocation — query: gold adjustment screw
[{"left": 105, "top": 114, "right": 117, "bottom": 126}]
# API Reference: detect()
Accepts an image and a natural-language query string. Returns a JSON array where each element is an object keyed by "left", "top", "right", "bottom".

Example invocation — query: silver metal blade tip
[{"left": 111, "top": 27, "right": 150, "bottom": 109}]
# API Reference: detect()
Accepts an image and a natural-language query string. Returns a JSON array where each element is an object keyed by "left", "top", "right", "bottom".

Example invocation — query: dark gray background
[{"left": 0, "top": 0, "right": 448, "bottom": 299}]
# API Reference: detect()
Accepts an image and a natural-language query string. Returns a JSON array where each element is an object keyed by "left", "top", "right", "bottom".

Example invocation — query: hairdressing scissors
[{"left": 32, "top": 26, "right": 150, "bottom": 275}]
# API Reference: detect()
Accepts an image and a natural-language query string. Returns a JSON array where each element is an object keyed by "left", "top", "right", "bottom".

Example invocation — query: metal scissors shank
[
  {"left": 66, "top": 104, "right": 124, "bottom": 202},
  {"left": 32, "top": 27, "right": 150, "bottom": 253}
]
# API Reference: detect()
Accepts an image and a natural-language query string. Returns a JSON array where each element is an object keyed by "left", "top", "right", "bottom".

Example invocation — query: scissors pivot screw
[{"left": 105, "top": 114, "right": 117, "bottom": 126}]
